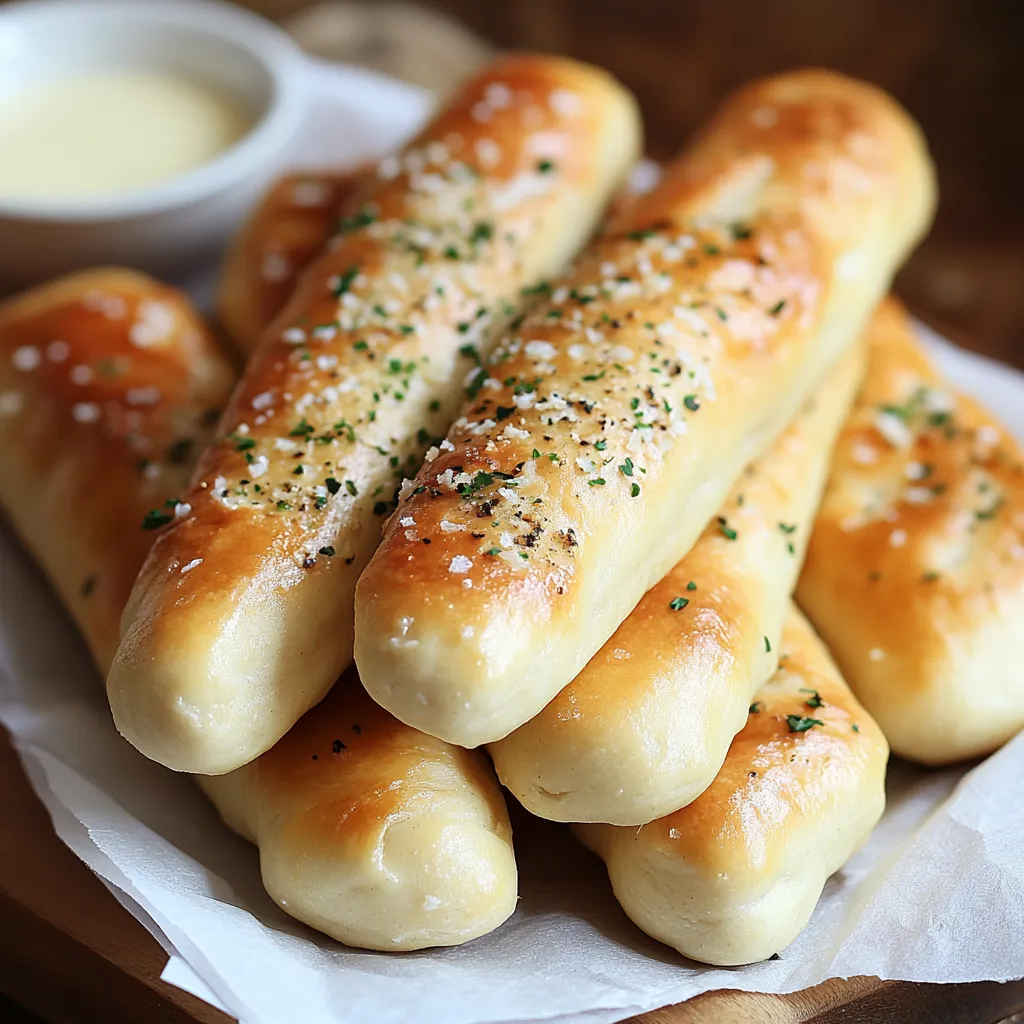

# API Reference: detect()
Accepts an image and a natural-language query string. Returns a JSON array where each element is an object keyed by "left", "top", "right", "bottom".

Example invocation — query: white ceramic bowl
[{"left": 0, "top": 0, "right": 309, "bottom": 289}]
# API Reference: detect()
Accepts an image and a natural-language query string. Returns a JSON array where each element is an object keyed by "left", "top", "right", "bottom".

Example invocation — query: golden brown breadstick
[
  {"left": 797, "top": 297, "right": 1024, "bottom": 764},
  {"left": 109, "top": 54, "right": 642, "bottom": 774},
  {"left": 0, "top": 268, "right": 235, "bottom": 672},
  {"left": 217, "top": 168, "right": 367, "bottom": 355},
  {"left": 200, "top": 676, "right": 516, "bottom": 950},
  {"left": 0, "top": 272, "right": 516, "bottom": 951},
  {"left": 355, "top": 69, "right": 935, "bottom": 747},
  {"left": 490, "top": 337, "right": 865, "bottom": 824},
  {"left": 217, "top": 160, "right": 655, "bottom": 358},
  {"left": 576, "top": 605, "right": 888, "bottom": 966}
]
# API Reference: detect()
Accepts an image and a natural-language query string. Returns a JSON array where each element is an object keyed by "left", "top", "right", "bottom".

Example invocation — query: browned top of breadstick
[
  {"left": 797, "top": 297, "right": 1024, "bottom": 762},
  {"left": 0, "top": 268, "right": 234, "bottom": 672},
  {"left": 108, "top": 53, "right": 640, "bottom": 774},
  {"left": 217, "top": 168, "right": 367, "bottom": 356},
  {"left": 354, "top": 68, "right": 935, "bottom": 746},
  {"left": 603, "top": 608, "right": 887, "bottom": 880}
]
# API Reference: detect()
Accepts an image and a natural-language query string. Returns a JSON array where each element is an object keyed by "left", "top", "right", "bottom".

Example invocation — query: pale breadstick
[
  {"left": 200, "top": 675, "right": 516, "bottom": 950},
  {"left": 109, "top": 54, "right": 641, "bottom": 774},
  {"left": 797, "top": 297, "right": 1024, "bottom": 764},
  {"left": 217, "top": 168, "right": 366, "bottom": 355},
  {"left": 575, "top": 605, "right": 888, "bottom": 966},
  {"left": 355, "top": 69, "right": 936, "bottom": 747},
  {"left": 0, "top": 269, "right": 235, "bottom": 673},
  {"left": 490, "top": 336, "right": 865, "bottom": 824},
  {"left": 0, "top": 276, "right": 515, "bottom": 950}
]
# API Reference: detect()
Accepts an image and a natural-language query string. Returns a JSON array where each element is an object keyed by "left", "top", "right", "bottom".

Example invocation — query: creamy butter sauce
[{"left": 0, "top": 71, "right": 252, "bottom": 201}]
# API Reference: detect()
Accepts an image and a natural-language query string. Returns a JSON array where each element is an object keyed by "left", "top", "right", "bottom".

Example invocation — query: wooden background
[{"left": 252, "top": 0, "right": 1024, "bottom": 369}]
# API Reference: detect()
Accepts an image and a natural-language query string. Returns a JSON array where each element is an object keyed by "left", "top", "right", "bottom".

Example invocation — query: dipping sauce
[{"left": 0, "top": 71, "right": 253, "bottom": 202}]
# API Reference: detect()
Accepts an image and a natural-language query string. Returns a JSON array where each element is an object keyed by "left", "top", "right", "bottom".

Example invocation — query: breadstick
[
  {"left": 0, "top": 274, "right": 515, "bottom": 950},
  {"left": 490, "top": 337, "right": 865, "bottom": 824},
  {"left": 355, "top": 69, "right": 935, "bottom": 747},
  {"left": 109, "top": 54, "right": 641, "bottom": 774},
  {"left": 200, "top": 675, "right": 516, "bottom": 950},
  {"left": 797, "top": 297, "right": 1024, "bottom": 763},
  {"left": 217, "top": 168, "right": 366, "bottom": 355},
  {"left": 0, "top": 269, "right": 234, "bottom": 673},
  {"left": 575, "top": 605, "right": 888, "bottom": 966}
]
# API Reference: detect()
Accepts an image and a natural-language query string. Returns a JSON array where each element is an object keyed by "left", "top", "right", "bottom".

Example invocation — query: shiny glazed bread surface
[
  {"left": 575, "top": 605, "right": 888, "bottom": 965},
  {"left": 217, "top": 168, "right": 366, "bottom": 355},
  {"left": 0, "top": 272, "right": 515, "bottom": 951},
  {"left": 355, "top": 68, "right": 936, "bottom": 747},
  {"left": 109, "top": 53, "right": 642, "bottom": 774},
  {"left": 490, "top": 336, "right": 865, "bottom": 824},
  {"left": 0, "top": 268, "right": 235, "bottom": 673},
  {"left": 797, "top": 297, "right": 1024, "bottom": 763},
  {"left": 200, "top": 676, "right": 516, "bottom": 950}
]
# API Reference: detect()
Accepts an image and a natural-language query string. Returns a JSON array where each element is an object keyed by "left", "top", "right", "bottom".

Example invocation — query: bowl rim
[{"left": 0, "top": 0, "right": 309, "bottom": 222}]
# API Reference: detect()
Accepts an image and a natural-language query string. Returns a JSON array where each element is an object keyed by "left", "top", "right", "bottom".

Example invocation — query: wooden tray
[{"left": 2, "top": 726, "right": 1021, "bottom": 1024}]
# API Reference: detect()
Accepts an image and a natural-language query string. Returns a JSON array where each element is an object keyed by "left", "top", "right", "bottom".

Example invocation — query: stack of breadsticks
[{"left": 2, "top": 54, "right": 1022, "bottom": 967}]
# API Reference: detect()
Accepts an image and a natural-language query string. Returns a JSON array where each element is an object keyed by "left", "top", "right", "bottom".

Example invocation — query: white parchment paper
[{"left": 1, "top": 60, "right": 1022, "bottom": 1024}]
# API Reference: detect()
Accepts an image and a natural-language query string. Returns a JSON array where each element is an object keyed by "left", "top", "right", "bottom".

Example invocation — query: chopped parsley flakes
[
  {"left": 141, "top": 509, "right": 172, "bottom": 530},
  {"left": 786, "top": 715, "right": 824, "bottom": 733}
]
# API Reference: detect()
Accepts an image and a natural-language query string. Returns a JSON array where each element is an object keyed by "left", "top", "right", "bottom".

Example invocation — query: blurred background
[
  {"left": 232, "top": 0, "right": 1024, "bottom": 369},
  {"left": 4, "top": 0, "right": 1021, "bottom": 365}
]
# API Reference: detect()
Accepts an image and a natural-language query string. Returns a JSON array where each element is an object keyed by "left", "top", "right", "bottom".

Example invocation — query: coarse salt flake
[
  {"left": 875, "top": 411, "right": 912, "bottom": 448},
  {"left": 261, "top": 253, "right": 291, "bottom": 282},
  {"left": 474, "top": 138, "right": 501, "bottom": 169},
  {"left": 12, "top": 345, "right": 41, "bottom": 371},
  {"left": 126, "top": 386, "right": 161, "bottom": 406},
  {"left": 46, "top": 340, "right": 70, "bottom": 363},
  {"left": 377, "top": 155, "right": 400, "bottom": 180},
  {"left": 549, "top": 88, "right": 581, "bottom": 116},
  {"left": 291, "top": 180, "right": 331, "bottom": 206},
  {"left": 0, "top": 391, "right": 23, "bottom": 417},
  {"left": 852, "top": 443, "right": 878, "bottom": 466},
  {"left": 71, "top": 402, "right": 100, "bottom": 423},
  {"left": 129, "top": 301, "right": 175, "bottom": 348},
  {"left": 484, "top": 82, "right": 512, "bottom": 109},
  {"left": 449, "top": 555, "right": 473, "bottom": 574}
]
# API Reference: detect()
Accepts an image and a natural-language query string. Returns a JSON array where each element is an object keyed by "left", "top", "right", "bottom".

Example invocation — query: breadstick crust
[
  {"left": 490, "top": 338, "right": 866, "bottom": 825},
  {"left": 0, "top": 269, "right": 235, "bottom": 673},
  {"left": 109, "top": 53, "right": 642, "bottom": 775},
  {"left": 217, "top": 168, "right": 367, "bottom": 356},
  {"left": 355, "top": 68, "right": 936, "bottom": 747},
  {"left": 199, "top": 675, "right": 516, "bottom": 950},
  {"left": 0, "top": 273, "right": 514, "bottom": 950},
  {"left": 575, "top": 605, "right": 888, "bottom": 966},
  {"left": 796, "top": 297, "right": 1024, "bottom": 764}
]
